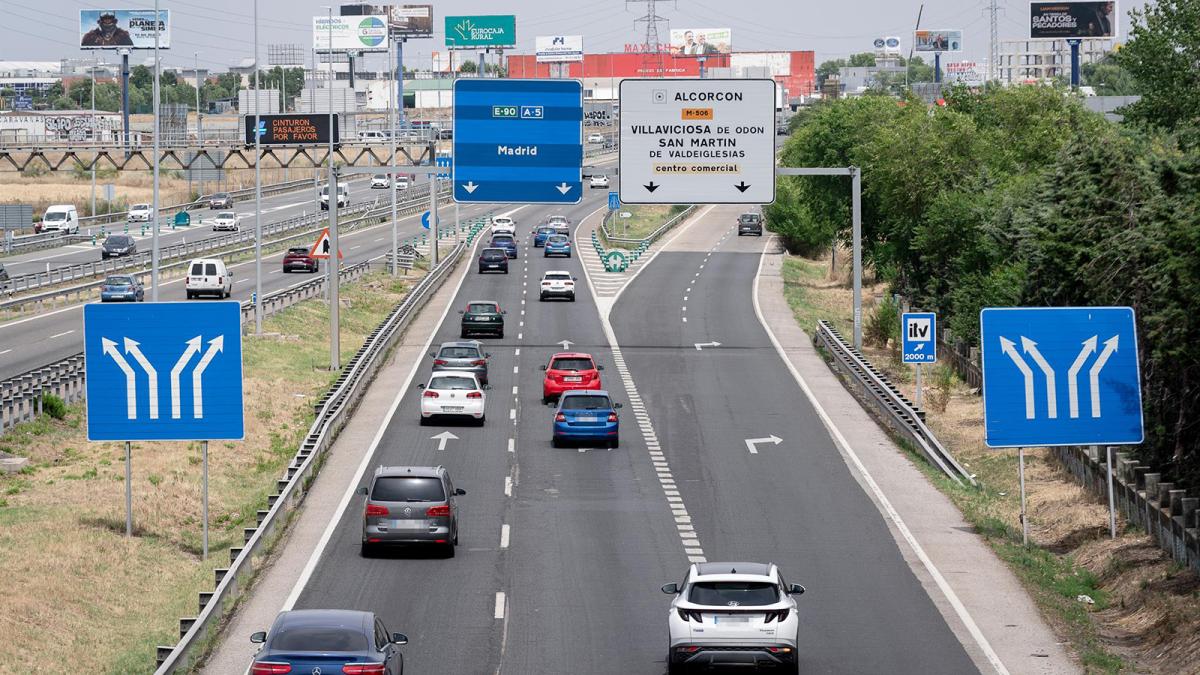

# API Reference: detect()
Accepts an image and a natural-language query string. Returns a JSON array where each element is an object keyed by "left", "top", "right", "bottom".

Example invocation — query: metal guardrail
[
  {"left": 76, "top": 177, "right": 324, "bottom": 230},
  {"left": 600, "top": 205, "right": 695, "bottom": 247},
  {"left": 814, "top": 320, "right": 976, "bottom": 487}
]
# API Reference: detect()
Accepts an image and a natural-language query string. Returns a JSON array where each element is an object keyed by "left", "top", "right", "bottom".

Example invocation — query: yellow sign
[{"left": 681, "top": 108, "right": 713, "bottom": 120}]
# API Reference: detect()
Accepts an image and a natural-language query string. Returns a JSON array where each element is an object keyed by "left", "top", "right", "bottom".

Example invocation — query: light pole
[
  {"left": 389, "top": 38, "right": 398, "bottom": 276},
  {"left": 253, "top": 0, "right": 263, "bottom": 335},
  {"left": 90, "top": 60, "right": 97, "bottom": 218},
  {"left": 151, "top": 0, "right": 161, "bottom": 301},
  {"left": 194, "top": 52, "right": 203, "bottom": 195},
  {"left": 323, "top": 6, "right": 340, "bottom": 370}
]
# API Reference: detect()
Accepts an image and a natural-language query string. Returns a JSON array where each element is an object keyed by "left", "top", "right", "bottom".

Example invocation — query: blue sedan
[
  {"left": 543, "top": 234, "right": 572, "bottom": 258},
  {"left": 490, "top": 234, "right": 518, "bottom": 258},
  {"left": 250, "top": 609, "right": 408, "bottom": 675},
  {"left": 533, "top": 226, "right": 556, "bottom": 247},
  {"left": 99, "top": 275, "right": 144, "bottom": 302},
  {"left": 552, "top": 390, "right": 621, "bottom": 448}
]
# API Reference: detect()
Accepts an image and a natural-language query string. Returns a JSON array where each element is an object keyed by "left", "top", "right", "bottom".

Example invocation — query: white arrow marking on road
[
  {"left": 694, "top": 341, "right": 722, "bottom": 351},
  {"left": 191, "top": 335, "right": 224, "bottom": 419},
  {"left": 1067, "top": 336, "right": 1098, "bottom": 419},
  {"left": 556, "top": 182, "right": 572, "bottom": 195},
  {"left": 744, "top": 435, "right": 782, "bottom": 454},
  {"left": 170, "top": 336, "right": 203, "bottom": 419},
  {"left": 462, "top": 181, "right": 479, "bottom": 194},
  {"left": 558, "top": 340, "right": 573, "bottom": 350},
  {"left": 1088, "top": 335, "right": 1119, "bottom": 418},
  {"left": 1021, "top": 336, "right": 1057, "bottom": 419},
  {"left": 1000, "top": 337, "right": 1036, "bottom": 420},
  {"left": 102, "top": 338, "right": 137, "bottom": 420},
  {"left": 431, "top": 431, "right": 459, "bottom": 451},
  {"left": 123, "top": 338, "right": 159, "bottom": 419}
]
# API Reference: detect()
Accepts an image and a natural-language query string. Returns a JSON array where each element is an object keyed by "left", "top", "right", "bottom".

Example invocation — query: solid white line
[
  {"left": 751, "top": 238, "right": 1009, "bottom": 674},
  {"left": 494, "top": 592, "right": 506, "bottom": 619},
  {"left": 49, "top": 330, "right": 74, "bottom": 339},
  {"left": 500, "top": 523, "right": 510, "bottom": 549}
]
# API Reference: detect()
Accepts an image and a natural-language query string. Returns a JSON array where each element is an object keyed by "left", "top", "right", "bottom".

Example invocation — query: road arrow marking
[
  {"left": 999, "top": 337, "right": 1035, "bottom": 420},
  {"left": 462, "top": 181, "right": 479, "bottom": 194},
  {"left": 170, "top": 336, "right": 203, "bottom": 419},
  {"left": 734, "top": 181, "right": 750, "bottom": 193},
  {"left": 1067, "top": 336, "right": 1098, "bottom": 419},
  {"left": 431, "top": 431, "right": 459, "bottom": 451},
  {"left": 644, "top": 181, "right": 659, "bottom": 193},
  {"left": 192, "top": 335, "right": 224, "bottom": 419},
  {"left": 744, "top": 435, "right": 782, "bottom": 454},
  {"left": 102, "top": 338, "right": 137, "bottom": 420},
  {"left": 556, "top": 183, "right": 572, "bottom": 195},
  {"left": 558, "top": 340, "right": 573, "bottom": 350},
  {"left": 1021, "top": 336, "right": 1057, "bottom": 419},
  {"left": 1088, "top": 335, "right": 1119, "bottom": 418},
  {"left": 123, "top": 338, "right": 159, "bottom": 419},
  {"left": 694, "top": 341, "right": 722, "bottom": 351}
]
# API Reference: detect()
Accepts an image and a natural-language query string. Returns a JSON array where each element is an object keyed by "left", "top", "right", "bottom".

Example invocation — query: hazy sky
[{"left": 1, "top": 0, "right": 1147, "bottom": 71}]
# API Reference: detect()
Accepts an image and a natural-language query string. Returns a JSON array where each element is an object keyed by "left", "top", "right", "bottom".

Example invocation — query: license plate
[
  {"left": 487, "top": 264, "right": 499, "bottom": 268},
  {"left": 389, "top": 520, "right": 428, "bottom": 530},
  {"left": 713, "top": 615, "right": 751, "bottom": 624},
  {"left": 564, "top": 376, "right": 582, "bottom": 383},
  {"left": 578, "top": 415, "right": 598, "bottom": 422},
  {"left": 442, "top": 406, "right": 463, "bottom": 412}
]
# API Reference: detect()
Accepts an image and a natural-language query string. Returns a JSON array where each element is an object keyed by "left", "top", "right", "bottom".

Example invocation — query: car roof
[
  {"left": 439, "top": 340, "right": 482, "bottom": 349},
  {"left": 561, "top": 388, "right": 609, "bottom": 398},
  {"left": 189, "top": 258, "right": 224, "bottom": 265},
  {"left": 274, "top": 609, "right": 372, "bottom": 632},
  {"left": 693, "top": 562, "right": 775, "bottom": 578},
  {"left": 374, "top": 465, "right": 444, "bottom": 479},
  {"left": 550, "top": 352, "right": 594, "bottom": 360},
  {"left": 542, "top": 270, "right": 572, "bottom": 276},
  {"left": 467, "top": 300, "right": 499, "bottom": 307}
]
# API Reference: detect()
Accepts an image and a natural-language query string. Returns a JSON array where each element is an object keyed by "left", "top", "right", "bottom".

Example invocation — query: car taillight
[
  {"left": 342, "top": 665, "right": 386, "bottom": 675},
  {"left": 608, "top": 412, "right": 618, "bottom": 423},
  {"left": 250, "top": 663, "right": 292, "bottom": 675},
  {"left": 423, "top": 390, "right": 439, "bottom": 398},
  {"left": 433, "top": 359, "right": 448, "bottom": 365},
  {"left": 217, "top": 276, "right": 224, "bottom": 284},
  {"left": 767, "top": 647, "right": 793, "bottom": 654},
  {"left": 555, "top": 413, "right": 566, "bottom": 423},
  {"left": 425, "top": 504, "right": 450, "bottom": 517},
  {"left": 365, "top": 503, "right": 388, "bottom": 517},
  {"left": 676, "top": 609, "right": 704, "bottom": 622},
  {"left": 471, "top": 359, "right": 487, "bottom": 366},
  {"left": 466, "top": 391, "right": 483, "bottom": 399}
]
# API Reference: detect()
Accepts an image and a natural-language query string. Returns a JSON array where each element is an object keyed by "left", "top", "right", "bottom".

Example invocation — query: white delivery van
[
  {"left": 185, "top": 258, "right": 233, "bottom": 299},
  {"left": 320, "top": 183, "right": 349, "bottom": 210},
  {"left": 40, "top": 204, "right": 80, "bottom": 234}
]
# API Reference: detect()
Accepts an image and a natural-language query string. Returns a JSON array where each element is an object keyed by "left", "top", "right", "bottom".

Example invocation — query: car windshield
[
  {"left": 551, "top": 358, "right": 594, "bottom": 371},
  {"left": 107, "top": 236, "right": 131, "bottom": 246},
  {"left": 482, "top": 250, "right": 506, "bottom": 260},
  {"left": 494, "top": 218, "right": 512, "bottom": 225},
  {"left": 467, "top": 303, "right": 498, "bottom": 314},
  {"left": 105, "top": 276, "right": 134, "bottom": 286},
  {"left": 371, "top": 476, "right": 445, "bottom": 502},
  {"left": 271, "top": 626, "right": 369, "bottom": 651},
  {"left": 561, "top": 395, "right": 610, "bottom": 411},
  {"left": 545, "top": 273, "right": 570, "bottom": 281},
  {"left": 287, "top": 248, "right": 309, "bottom": 256},
  {"left": 548, "top": 236, "right": 568, "bottom": 244},
  {"left": 740, "top": 214, "right": 761, "bottom": 223},
  {"left": 213, "top": 193, "right": 228, "bottom": 199},
  {"left": 429, "top": 376, "right": 477, "bottom": 391},
  {"left": 537, "top": 227, "right": 555, "bottom": 235},
  {"left": 688, "top": 582, "right": 779, "bottom": 607},
  {"left": 218, "top": 212, "right": 235, "bottom": 219},
  {"left": 491, "top": 236, "right": 514, "bottom": 244},
  {"left": 439, "top": 346, "right": 481, "bottom": 359},
  {"left": 132, "top": 204, "right": 149, "bottom": 210},
  {"left": 44, "top": 211, "right": 67, "bottom": 221}
]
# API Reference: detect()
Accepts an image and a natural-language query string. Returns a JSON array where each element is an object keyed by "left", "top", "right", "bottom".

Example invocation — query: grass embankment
[
  {"left": 0, "top": 270, "right": 422, "bottom": 673},
  {"left": 602, "top": 204, "right": 688, "bottom": 249},
  {"left": 781, "top": 251, "right": 1200, "bottom": 674}
]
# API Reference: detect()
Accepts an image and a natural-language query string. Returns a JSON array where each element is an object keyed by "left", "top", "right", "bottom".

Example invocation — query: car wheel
[
  {"left": 282, "top": 268, "right": 289, "bottom": 274},
  {"left": 609, "top": 438, "right": 620, "bottom": 449},
  {"left": 418, "top": 416, "right": 429, "bottom": 426},
  {"left": 539, "top": 293, "right": 546, "bottom": 301},
  {"left": 542, "top": 395, "right": 551, "bottom": 405},
  {"left": 476, "top": 415, "right": 486, "bottom": 427},
  {"left": 360, "top": 542, "right": 374, "bottom": 558},
  {"left": 186, "top": 291, "right": 194, "bottom": 299},
  {"left": 498, "top": 331, "right": 504, "bottom": 339},
  {"left": 551, "top": 437, "right": 562, "bottom": 448},
  {"left": 569, "top": 294, "right": 575, "bottom": 302},
  {"left": 444, "top": 542, "right": 456, "bottom": 558},
  {"left": 667, "top": 657, "right": 686, "bottom": 674},
  {"left": 460, "top": 332, "right": 469, "bottom": 339}
]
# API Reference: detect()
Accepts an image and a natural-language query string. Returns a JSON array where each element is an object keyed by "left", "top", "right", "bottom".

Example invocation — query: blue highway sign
[
  {"left": 435, "top": 154, "right": 451, "bottom": 180},
  {"left": 453, "top": 79, "right": 582, "bottom": 204},
  {"left": 980, "top": 307, "right": 1143, "bottom": 448},
  {"left": 901, "top": 312, "right": 937, "bottom": 364},
  {"left": 84, "top": 302, "right": 244, "bottom": 441},
  {"left": 608, "top": 191, "right": 620, "bottom": 211}
]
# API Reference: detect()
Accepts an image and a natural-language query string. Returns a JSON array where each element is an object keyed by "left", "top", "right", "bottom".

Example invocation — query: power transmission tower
[
  {"left": 985, "top": 0, "right": 1003, "bottom": 83},
  {"left": 627, "top": 0, "right": 675, "bottom": 77}
]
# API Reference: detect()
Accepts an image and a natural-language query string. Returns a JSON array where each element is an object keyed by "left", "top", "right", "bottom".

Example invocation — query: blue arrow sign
[
  {"left": 452, "top": 79, "right": 582, "bottom": 205},
  {"left": 435, "top": 155, "right": 451, "bottom": 180},
  {"left": 83, "top": 302, "right": 244, "bottom": 441},
  {"left": 420, "top": 210, "right": 441, "bottom": 229},
  {"left": 980, "top": 307, "right": 1143, "bottom": 448},
  {"left": 608, "top": 191, "right": 620, "bottom": 211},
  {"left": 901, "top": 312, "right": 937, "bottom": 364},
  {"left": 255, "top": 120, "right": 266, "bottom": 138}
]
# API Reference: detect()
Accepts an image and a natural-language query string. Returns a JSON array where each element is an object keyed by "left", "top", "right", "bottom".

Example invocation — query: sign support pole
[
  {"left": 1106, "top": 445, "right": 1117, "bottom": 538},
  {"left": 120, "top": 50, "right": 131, "bottom": 154},
  {"left": 390, "top": 39, "right": 398, "bottom": 277},
  {"left": 201, "top": 440, "right": 209, "bottom": 560},
  {"left": 125, "top": 441, "right": 132, "bottom": 537},
  {"left": 915, "top": 363, "right": 923, "bottom": 409},
  {"left": 253, "top": 0, "right": 263, "bottom": 335},
  {"left": 1068, "top": 39, "right": 1081, "bottom": 90},
  {"left": 1018, "top": 447, "right": 1029, "bottom": 546},
  {"left": 428, "top": 156, "right": 439, "bottom": 267},
  {"left": 934, "top": 51, "right": 942, "bottom": 83},
  {"left": 150, "top": 0, "right": 161, "bottom": 302},
  {"left": 330, "top": 166, "right": 340, "bottom": 370}
]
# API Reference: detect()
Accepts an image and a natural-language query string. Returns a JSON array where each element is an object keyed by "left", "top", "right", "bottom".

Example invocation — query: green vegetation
[
  {"left": 40, "top": 394, "right": 67, "bottom": 421},
  {"left": 602, "top": 205, "right": 687, "bottom": 249}
]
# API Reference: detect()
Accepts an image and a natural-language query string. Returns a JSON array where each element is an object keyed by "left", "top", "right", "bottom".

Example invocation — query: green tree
[
  {"left": 847, "top": 52, "right": 876, "bottom": 67},
  {"left": 458, "top": 60, "right": 478, "bottom": 74},
  {"left": 1081, "top": 55, "right": 1139, "bottom": 95},
  {"left": 816, "top": 59, "right": 846, "bottom": 86},
  {"left": 1116, "top": 0, "right": 1200, "bottom": 129},
  {"left": 130, "top": 65, "right": 152, "bottom": 89}
]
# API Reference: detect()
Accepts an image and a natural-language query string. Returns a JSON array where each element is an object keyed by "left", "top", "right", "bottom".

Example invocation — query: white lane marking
[
  {"left": 513, "top": 366, "right": 519, "bottom": 374},
  {"left": 504, "top": 475, "right": 513, "bottom": 496},
  {"left": 499, "top": 524, "right": 510, "bottom": 549},
  {"left": 50, "top": 330, "right": 74, "bottom": 339},
  {"left": 683, "top": 296, "right": 688, "bottom": 302},
  {"left": 751, "top": 238, "right": 1009, "bottom": 674},
  {"left": 682, "top": 317, "right": 687, "bottom": 323},
  {"left": 0, "top": 349, "right": 11, "bottom": 356},
  {"left": 518, "top": 332, "right": 523, "bottom": 340},
  {"left": 512, "top": 385, "right": 519, "bottom": 395},
  {"left": 509, "top": 408, "right": 516, "bottom": 420},
  {"left": 514, "top": 348, "right": 520, "bottom": 356},
  {"left": 507, "top": 438, "right": 515, "bottom": 453},
  {"left": 494, "top": 592, "right": 506, "bottom": 619},
  {"left": 269, "top": 269, "right": 281, "bottom": 274}
]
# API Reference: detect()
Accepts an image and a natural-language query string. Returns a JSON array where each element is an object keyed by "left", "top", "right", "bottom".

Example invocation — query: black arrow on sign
[
  {"left": 735, "top": 182, "right": 751, "bottom": 193},
  {"left": 644, "top": 181, "right": 659, "bottom": 193}
]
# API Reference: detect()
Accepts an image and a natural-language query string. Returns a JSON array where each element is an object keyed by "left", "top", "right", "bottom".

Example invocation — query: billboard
[
  {"left": 669, "top": 28, "right": 732, "bottom": 55},
  {"left": 874, "top": 36, "right": 902, "bottom": 57},
  {"left": 314, "top": 15, "right": 390, "bottom": 52},
  {"left": 80, "top": 9, "right": 170, "bottom": 49},
  {"left": 444, "top": 15, "right": 517, "bottom": 49},
  {"left": 536, "top": 35, "right": 584, "bottom": 63},
  {"left": 1030, "top": 2, "right": 1118, "bottom": 39},
  {"left": 340, "top": 4, "right": 433, "bottom": 38},
  {"left": 914, "top": 29, "right": 963, "bottom": 52},
  {"left": 945, "top": 61, "right": 985, "bottom": 84},
  {"left": 244, "top": 114, "right": 338, "bottom": 146},
  {"left": 583, "top": 101, "right": 614, "bottom": 128}
]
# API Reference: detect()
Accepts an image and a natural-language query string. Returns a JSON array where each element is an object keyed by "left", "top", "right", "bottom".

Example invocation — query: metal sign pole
[
  {"left": 253, "top": 0, "right": 263, "bottom": 335},
  {"left": 202, "top": 440, "right": 209, "bottom": 560},
  {"left": 429, "top": 162, "right": 439, "bottom": 267},
  {"left": 125, "top": 441, "right": 132, "bottom": 537},
  {"left": 915, "top": 363, "right": 923, "bottom": 409},
  {"left": 1106, "top": 446, "right": 1117, "bottom": 538},
  {"left": 330, "top": 166, "right": 340, "bottom": 370},
  {"left": 390, "top": 39, "right": 399, "bottom": 277},
  {"left": 150, "top": 0, "right": 162, "bottom": 301},
  {"left": 851, "top": 166, "right": 863, "bottom": 350},
  {"left": 1018, "top": 447, "right": 1028, "bottom": 546}
]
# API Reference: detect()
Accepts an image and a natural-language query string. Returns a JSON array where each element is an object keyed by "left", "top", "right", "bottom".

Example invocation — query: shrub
[
  {"left": 41, "top": 394, "right": 67, "bottom": 420},
  {"left": 865, "top": 295, "right": 900, "bottom": 349}
]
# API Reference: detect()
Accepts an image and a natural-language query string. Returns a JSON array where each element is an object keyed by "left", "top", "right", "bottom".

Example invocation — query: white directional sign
[{"left": 619, "top": 78, "right": 776, "bottom": 205}]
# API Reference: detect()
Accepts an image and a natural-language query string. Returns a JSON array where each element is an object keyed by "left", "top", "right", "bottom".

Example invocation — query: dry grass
[{"left": 0, "top": 270, "right": 422, "bottom": 673}]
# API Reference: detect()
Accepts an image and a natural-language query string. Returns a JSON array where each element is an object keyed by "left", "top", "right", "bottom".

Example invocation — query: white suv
[
  {"left": 662, "top": 562, "right": 805, "bottom": 673},
  {"left": 491, "top": 216, "right": 516, "bottom": 236},
  {"left": 127, "top": 203, "right": 152, "bottom": 222},
  {"left": 539, "top": 271, "right": 576, "bottom": 302}
]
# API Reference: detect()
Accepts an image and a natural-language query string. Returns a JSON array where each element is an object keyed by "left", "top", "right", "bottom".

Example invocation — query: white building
[{"left": 997, "top": 39, "right": 1113, "bottom": 84}]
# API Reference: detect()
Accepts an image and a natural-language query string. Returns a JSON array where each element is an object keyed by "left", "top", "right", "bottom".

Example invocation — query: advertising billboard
[
  {"left": 314, "top": 15, "right": 390, "bottom": 52},
  {"left": 340, "top": 4, "right": 433, "bottom": 38},
  {"left": 669, "top": 28, "right": 732, "bottom": 55},
  {"left": 1030, "top": 2, "right": 1118, "bottom": 39},
  {"left": 873, "top": 36, "right": 902, "bottom": 57},
  {"left": 444, "top": 15, "right": 517, "bottom": 49},
  {"left": 914, "top": 29, "right": 963, "bottom": 52},
  {"left": 79, "top": 9, "right": 170, "bottom": 49},
  {"left": 536, "top": 35, "right": 584, "bottom": 63},
  {"left": 244, "top": 114, "right": 338, "bottom": 146},
  {"left": 945, "top": 61, "right": 985, "bottom": 84}
]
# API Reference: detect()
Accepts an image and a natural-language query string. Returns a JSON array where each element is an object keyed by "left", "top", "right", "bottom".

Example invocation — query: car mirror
[
  {"left": 597, "top": 365, "right": 605, "bottom": 371},
  {"left": 428, "top": 352, "right": 436, "bottom": 358},
  {"left": 789, "top": 584, "right": 806, "bottom": 595},
  {"left": 250, "top": 631, "right": 267, "bottom": 644},
  {"left": 539, "top": 365, "right": 547, "bottom": 371},
  {"left": 485, "top": 353, "right": 492, "bottom": 358},
  {"left": 357, "top": 486, "right": 368, "bottom": 496},
  {"left": 501, "top": 311, "right": 507, "bottom": 315},
  {"left": 613, "top": 403, "right": 623, "bottom": 409},
  {"left": 417, "top": 384, "right": 425, "bottom": 389},
  {"left": 391, "top": 632, "right": 408, "bottom": 646},
  {"left": 661, "top": 583, "right": 679, "bottom": 595},
  {"left": 483, "top": 385, "right": 492, "bottom": 391},
  {"left": 454, "top": 488, "right": 466, "bottom": 496}
]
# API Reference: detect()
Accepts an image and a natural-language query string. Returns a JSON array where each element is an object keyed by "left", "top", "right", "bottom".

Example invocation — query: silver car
[
  {"left": 430, "top": 341, "right": 490, "bottom": 384},
  {"left": 359, "top": 465, "right": 466, "bottom": 557}
]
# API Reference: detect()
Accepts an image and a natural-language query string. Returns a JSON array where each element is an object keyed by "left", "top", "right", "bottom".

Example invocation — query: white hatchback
[
  {"left": 371, "top": 175, "right": 391, "bottom": 189},
  {"left": 589, "top": 174, "right": 610, "bottom": 189},
  {"left": 127, "top": 203, "right": 152, "bottom": 222},
  {"left": 211, "top": 211, "right": 240, "bottom": 231},
  {"left": 491, "top": 216, "right": 516, "bottom": 236},
  {"left": 419, "top": 372, "right": 487, "bottom": 425},
  {"left": 539, "top": 270, "right": 576, "bottom": 302}
]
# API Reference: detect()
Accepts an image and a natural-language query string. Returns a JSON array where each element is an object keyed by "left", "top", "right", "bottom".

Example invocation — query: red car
[
  {"left": 282, "top": 246, "right": 319, "bottom": 273},
  {"left": 541, "top": 352, "right": 603, "bottom": 403}
]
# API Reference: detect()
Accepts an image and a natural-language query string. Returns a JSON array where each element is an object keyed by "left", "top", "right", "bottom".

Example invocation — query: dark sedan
[
  {"left": 101, "top": 234, "right": 137, "bottom": 259},
  {"left": 460, "top": 300, "right": 505, "bottom": 339},
  {"left": 250, "top": 609, "right": 408, "bottom": 675},
  {"left": 99, "top": 275, "right": 144, "bottom": 302}
]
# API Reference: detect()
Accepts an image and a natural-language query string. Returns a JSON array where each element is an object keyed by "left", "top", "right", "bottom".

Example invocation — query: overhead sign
[
  {"left": 444, "top": 15, "right": 517, "bottom": 49},
  {"left": 340, "top": 4, "right": 433, "bottom": 38},
  {"left": 313, "top": 15, "right": 390, "bottom": 52},
  {"left": 80, "top": 9, "right": 170, "bottom": 49},
  {"left": 914, "top": 29, "right": 962, "bottom": 52},
  {"left": 1030, "top": 2, "right": 1119, "bottom": 39},
  {"left": 669, "top": 28, "right": 732, "bottom": 55},
  {"left": 243, "top": 114, "right": 338, "bottom": 146},
  {"left": 536, "top": 35, "right": 584, "bottom": 63},
  {"left": 980, "top": 307, "right": 1143, "bottom": 448},
  {"left": 452, "top": 79, "right": 582, "bottom": 204},
  {"left": 84, "top": 302, "right": 244, "bottom": 441},
  {"left": 902, "top": 312, "right": 937, "bottom": 364},
  {"left": 310, "top": 227, "right": 344, "bottom": 259},
  {"left": 619, "top": 78, "right": 776, "bottom": 205}
]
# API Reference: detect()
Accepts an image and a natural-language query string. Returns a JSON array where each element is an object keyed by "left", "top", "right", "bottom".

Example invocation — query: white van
[
  {"left": 40, "top": 204, "right": 79, "bottom": 234},
  {"left": 185, "top": 258, "right": 233, "bottom": 299},
  {"left": 320, "top": 183, "right": 349, "bottom": 211}
]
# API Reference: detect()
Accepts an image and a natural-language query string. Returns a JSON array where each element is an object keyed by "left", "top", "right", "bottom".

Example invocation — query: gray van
[{"left": 359, "top": 465, "right": 466, "bottom": 557}]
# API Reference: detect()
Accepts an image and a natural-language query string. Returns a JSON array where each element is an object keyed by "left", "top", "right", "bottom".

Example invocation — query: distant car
[
  {"left": 552, "top": 390, "right": 621, "bottom": 448},
  {"left": 489, "top": 234, "right": 518, "bottom": 259},
  {"left": 40, "top": 204, "right": 80, "bottom": 234},
  {"left": 546, "top": 215, "right": 570, "bottom": 227},
  {"left": 185, "top": 258, "right": 232, "bottom": 299},
  {"left": 127, "top": 203, "right": 152, "bottom": 223},
  {"left": 359, "top": 465, "right": 465, "bottom": 557},
  {"left": 663, "top": 561, "right": 805, "bottom": 673},
  {"left": 211, "top": 211, "right": 240, "bottom": 232},
  {"left": 208, "top": 192, "right": 232, "bottom": 209},
  {"left": 737, "top": 212, "right": 764, "bottom": 236},
  {"left": 587, "top": 133, "right": 606, "bottom": 144},
  {"left": 99, "top": 274, "right": 144, "bottom": 302},
  {"left": 321, "top": 183, "right": 349, "bottom": 210},
  {"left": 533, "top": 225, "right": 556, "bottom": 248},
  {"left": 477, "top": 247, "right": 509, "bottom": 274},
  {"left": 589, "top": 175, "right": 610, "bottom": 189},
  {"left": 582, "top": 165, "right": 599, "bottom": 178},
  {"left": 418, "top": 372, "right": 488, "bottom": 425},
  {"left": 282, "top": 246, "right": 319, "bottom": 273},
  {"left": 394, "top": 175, "right": 410, "bottom": 190},
  {"left": 459, "top": 300, "right": 505, "bottom": 338},
  {"left": 101, "top": 234, "right": 137, "bottom": 259},
  {"left": 431, "top": 340, "right": 490, "bottom": 384},
  {"left": 0, "top": 263, "right": 9, "bottom": 291},
  {"left": 541, "top": 352, "right": 601, "bottom": 402},
  {"left": 543, "top": 234, "right": 572, "bottom": 258},
  {"left": 539, "top": 270, "right": 576, "bottom": 301},
  {"left": 249, "top": 609, "right": 408, "bottom": 674},
  {"left": 491, "top": 216, "right": 516, "bottom": 236},
  {"left": 371, "top": 175, "right": 392, "bottom": 189}
]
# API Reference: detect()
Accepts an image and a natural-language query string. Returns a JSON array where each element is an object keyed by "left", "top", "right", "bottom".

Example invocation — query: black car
[
  {"left": 250, "top": 609, "right": 408, "bottom": 675},
  {"left": 478, "top": 248, "right": 509, "bottom": 274},
  {"left": 737, "top": 212, "right": 764, "bottom": 236},
  {"left": 460, "top": 300, "right": 505, "bottom": 339},
  {"left": 101, "top": 234, "right": 137, "bottom": 259},
  {"left": 208, "top": 192, "right": 232, "bottom": 209}
]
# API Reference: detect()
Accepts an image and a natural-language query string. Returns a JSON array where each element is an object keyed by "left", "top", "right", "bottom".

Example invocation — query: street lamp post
[
  {"left": 323, "top": 6, "right": 340, "bottom": 370},
  {"left": 90, "top": 60, "right": 97, "bottom": 218},
  {"left": 151, "top": 0, "right": 161, "bottom": 301},
  {"left": 253, "top": 0, "right": 263, "bottom": 335},
  {"left": 390, "top": 38, "right": 398, "bottom": 276},
  {"left": 195, "top": 52, "right": 203, "bottom": 195}
]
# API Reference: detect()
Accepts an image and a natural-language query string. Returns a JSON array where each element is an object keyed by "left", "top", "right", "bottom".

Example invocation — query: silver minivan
[{"left": 360, "top": 465, "right": 466, "bottom": 557}]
